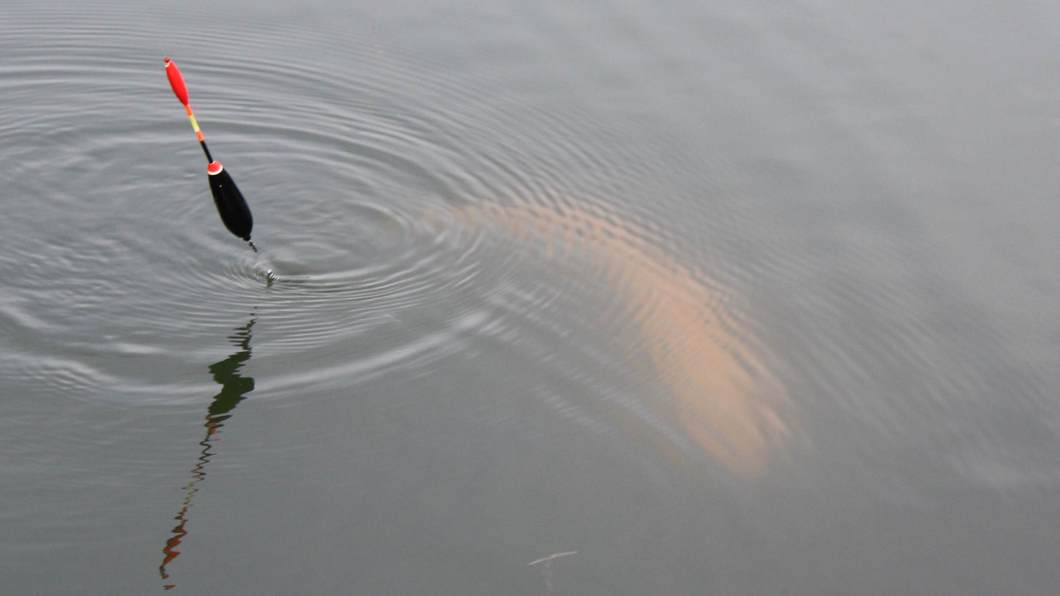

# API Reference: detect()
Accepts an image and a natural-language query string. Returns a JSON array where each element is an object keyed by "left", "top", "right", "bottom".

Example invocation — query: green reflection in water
[{"left": 160, "top": 317, "right": 256, "bottom": 590}]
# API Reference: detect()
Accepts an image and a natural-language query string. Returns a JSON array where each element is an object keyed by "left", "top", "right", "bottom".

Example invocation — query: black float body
[{"left": 207, "top": 161, "right": 253, "bottom": 241}]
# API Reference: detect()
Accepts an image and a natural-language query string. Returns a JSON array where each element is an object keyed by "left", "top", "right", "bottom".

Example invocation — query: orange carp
[{"left": 454, "top": 201, "right": 789, "bottom": 477}]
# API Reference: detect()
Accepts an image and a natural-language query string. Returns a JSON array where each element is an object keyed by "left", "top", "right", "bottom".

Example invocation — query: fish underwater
[{"left": 449, "top": 201, "right": 789, "bottom": 478}]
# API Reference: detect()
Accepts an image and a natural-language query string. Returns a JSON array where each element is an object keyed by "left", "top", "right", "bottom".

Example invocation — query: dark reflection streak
[{"left": 159, "top": 317, "right": 256, "bottom": 590}]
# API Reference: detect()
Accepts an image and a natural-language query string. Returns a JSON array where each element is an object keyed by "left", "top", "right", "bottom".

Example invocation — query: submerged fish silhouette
[{"left": 455, "top": 202, "right": 788, "bottom": 477}]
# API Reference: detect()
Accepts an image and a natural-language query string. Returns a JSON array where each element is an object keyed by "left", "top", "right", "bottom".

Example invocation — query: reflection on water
[
  {"left": 159, "top": 317, "right": 256, "bottom": 590},
  {"left": 463, "top": 203, "right": 788, "bottom": 477}
]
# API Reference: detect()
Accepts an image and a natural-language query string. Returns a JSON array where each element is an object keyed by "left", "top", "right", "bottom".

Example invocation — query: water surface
[{"left": 2, "top": 0, "right": 1059, "bottom": 594}]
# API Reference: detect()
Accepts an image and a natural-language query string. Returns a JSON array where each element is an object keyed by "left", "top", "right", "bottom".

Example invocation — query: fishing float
[{"left": 163, "top": 56, "right": 255, "bottom": 247}]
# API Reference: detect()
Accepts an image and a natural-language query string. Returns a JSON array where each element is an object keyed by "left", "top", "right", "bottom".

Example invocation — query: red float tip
[
  {"left": 163, "top": 55, "right": 172, "bottom": 65},
  {"left": 164, "top": 56, "right": 190, "bottom": 105},
  {"left": 207, "top": 161, "right": 224, "bottom": 175}
]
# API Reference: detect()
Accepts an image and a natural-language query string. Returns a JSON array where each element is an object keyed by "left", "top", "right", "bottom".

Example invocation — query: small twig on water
[
  {"left": 528, "top": 551, "right": 578, "bottom": 567},
  {"left": 529, "top": 551, "right": 578, "bottom": 593}
]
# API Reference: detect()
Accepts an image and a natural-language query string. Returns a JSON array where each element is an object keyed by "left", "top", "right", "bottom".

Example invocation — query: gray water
[{"left": 3, "top": 1, "right": 1059, "bottom": 594}]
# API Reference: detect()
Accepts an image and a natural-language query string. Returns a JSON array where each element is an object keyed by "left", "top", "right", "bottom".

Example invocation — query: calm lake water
[{"left": 3, "top": 0, "right": 1059, "bottom": 594}]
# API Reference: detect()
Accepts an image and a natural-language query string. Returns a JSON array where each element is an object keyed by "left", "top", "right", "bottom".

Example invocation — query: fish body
[{"left": 456, "top": 201, "right": 789, "bottom": 477}]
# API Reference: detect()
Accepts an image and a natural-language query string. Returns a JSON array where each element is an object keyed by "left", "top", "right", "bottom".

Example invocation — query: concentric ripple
[{"left": 0, "top": 0, "right": 790, "bottom": 476}]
